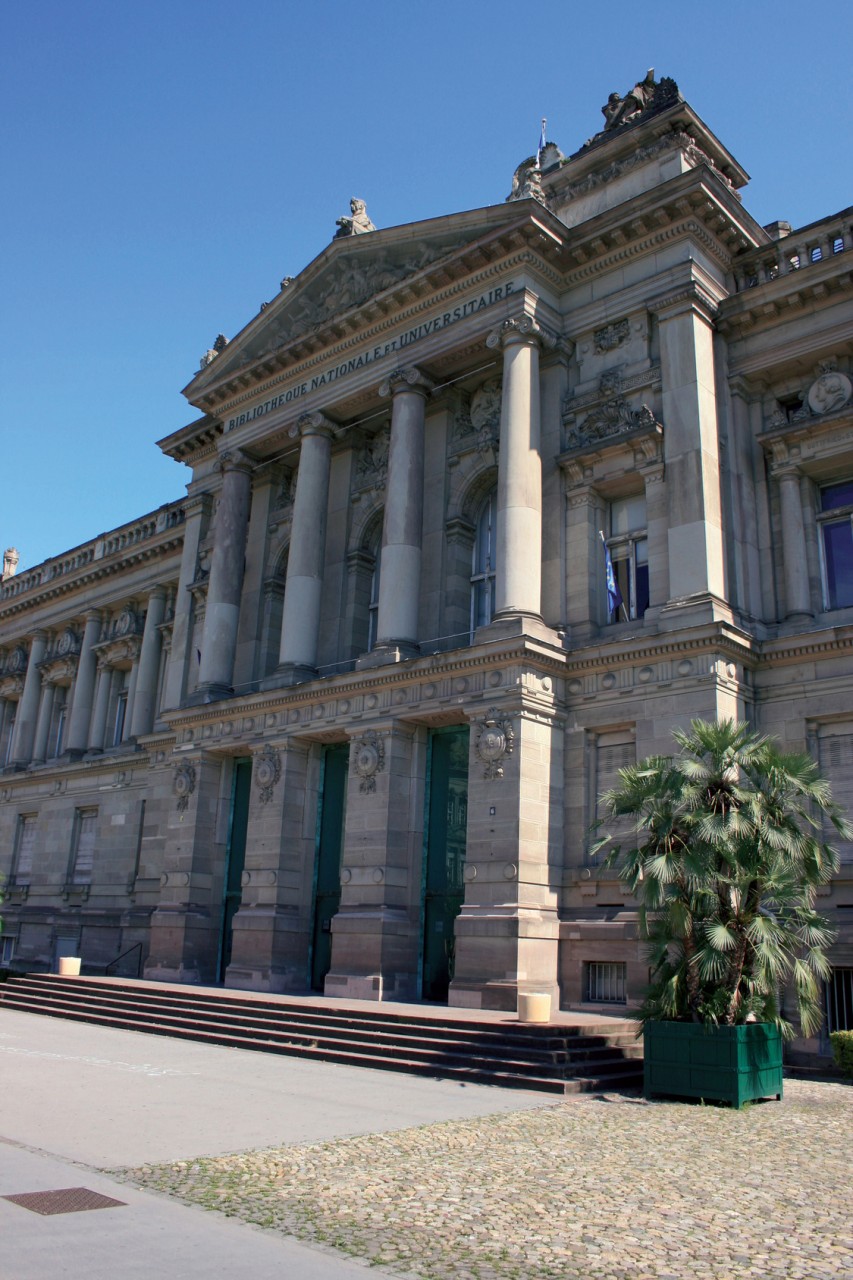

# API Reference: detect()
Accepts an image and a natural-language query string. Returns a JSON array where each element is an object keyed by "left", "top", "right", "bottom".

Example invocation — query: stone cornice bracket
[
  {"left": 288, "top": 410, "right": 338, "bottom": 441},
  {"left": 218, "top": 448, "right": 254, "bottom": 476},
  {"left": 378, "top": 367, "right": 435, "bottom": 399},
  {"left": 647, "top": 280, "right": 721, "bottom": 323},
  {"left": 486, "top": 314, "right": 558, "bottom": 352}
]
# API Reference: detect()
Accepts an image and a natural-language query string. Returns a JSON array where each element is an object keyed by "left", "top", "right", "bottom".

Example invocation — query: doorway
[
  {"left": 310, "top": 743, "right": 349, "bottom": 991},
  {"left": 218, "top": 757, "right": 252, "bottom": 983},
  {"left": 421, "top": 726, "right": 469, "bottom": 1001}
]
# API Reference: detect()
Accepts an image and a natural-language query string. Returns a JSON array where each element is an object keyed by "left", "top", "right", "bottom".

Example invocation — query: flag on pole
[
  {"left": 536, "top": 118, "right": 547, "bottom": 168},
  {"left": 600, "top": 530, "right": 623, "bottom": 618}
]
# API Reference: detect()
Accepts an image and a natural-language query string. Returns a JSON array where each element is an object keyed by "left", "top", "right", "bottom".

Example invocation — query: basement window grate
[
  {"left": 586, "top": 961, "right": 627, "bottom": 1004},
  {"left": 825, "top": 968, "right": 853, "bottom": 1033},
  {"left": 2, "top": 1187, "right": 127, "bottom": 1216}
]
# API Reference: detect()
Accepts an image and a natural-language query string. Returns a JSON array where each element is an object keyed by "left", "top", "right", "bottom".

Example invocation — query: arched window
[
  {"left": 470, "top": 488, "right": 497, "bottom": 635},
  {"left": 367, "top": 542, "right": 382, "bottom": 651}
]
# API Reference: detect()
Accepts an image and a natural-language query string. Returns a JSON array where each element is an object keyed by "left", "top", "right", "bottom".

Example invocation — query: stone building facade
[{"left": 2, "top": 73, "right": 852, "bottom": 1058}]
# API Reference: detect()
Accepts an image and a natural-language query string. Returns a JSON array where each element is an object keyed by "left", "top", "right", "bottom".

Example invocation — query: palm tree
[{"left": 598, "top": 719, "right": 852, "bottom": 1039}]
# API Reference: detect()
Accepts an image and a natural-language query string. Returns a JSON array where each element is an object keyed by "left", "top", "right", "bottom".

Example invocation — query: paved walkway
[{"left": 2, "top": 1007, "right": 851, "bottom": 1279}]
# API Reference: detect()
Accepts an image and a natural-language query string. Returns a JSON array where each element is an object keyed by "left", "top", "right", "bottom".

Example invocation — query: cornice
[{"left": 564, "top": 624, "right": 758, "bottom": 678}]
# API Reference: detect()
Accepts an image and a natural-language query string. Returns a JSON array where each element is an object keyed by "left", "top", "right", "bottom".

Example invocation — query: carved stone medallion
[
  {"left": 255, "top": 745, "right": 282, "bottom": 805},
  {"left": 807, "top": 369, "right": 852, "bottom": 417},
  {"left": 594, "top": 319, "right": 629, "bottom": 354},
  {"left": 476, "top": 709, "right": 515, "bottom": 780},
  {"left": 352, "top": 730, "right": 384, "bottom": 793},
  {"left": 173, "top": 761, "right": 196, "bottom": 812}
]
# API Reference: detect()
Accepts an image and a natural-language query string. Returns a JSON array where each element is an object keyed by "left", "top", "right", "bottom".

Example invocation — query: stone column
[
  {"left": 87, "top": 662, "right": 113, "bottom": 752},
  {"left": 65, "top": 611, "right": 102, "bottom": 756},
  {"left": 196, "top": 451, "right": 253, "bottom": 700},
  {"left": 31, "top": 679, "right": 56, "bottom": 764},
  {"left": 276, "top": 412, "right": 335, "bottom": 683},
  {"left": 8, "top": 631, "right": 48, "bottom": 768},
  {"left": 370, "top": 368, "right": 433, "bottom": 661},
  {"left": 484, "top": 316, "right": 554, "bottom": 633},
  {"left": 128, "top": 588, "right": 167, "bottom": 738},
  {"left": 162, "top": 492, "right": 212, "bottom": 711},
  {"left": 656, "top": 289, "right": 727, "bottom": 611},
  {"left": 777, "top": 467, "right": 813, "bottom": 619},
  {"left": 564, "top": 476, "right": 602, "bottom": 641}
]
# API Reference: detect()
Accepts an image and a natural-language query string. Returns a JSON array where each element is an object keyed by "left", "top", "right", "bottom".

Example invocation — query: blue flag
[{"left": 601, "top": 533, "right": 623, "bottom": 617}]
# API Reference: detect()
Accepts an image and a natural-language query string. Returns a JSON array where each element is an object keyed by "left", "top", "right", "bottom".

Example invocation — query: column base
[
  {"left": 185, "top": 682, "right": 234, "bottom": 705},
  {"left": 259, "top": 663, "right": 317, "bottom": 690},
  {"left": 356, "top": 641, "right": 420, "bottom": 670},
  {"left": 474, "top": 612, "right": 562, "bottom": 647}
]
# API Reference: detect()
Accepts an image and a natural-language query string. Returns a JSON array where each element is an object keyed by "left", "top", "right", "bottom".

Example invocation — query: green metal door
[
  {"left": 422, "top": 726, "right": 469, "bottom": 1002},
  {"left": 311, "top": 743, "right": 349, "bottom": 991},
  {"left": 218, "top": 757, "right": 252, "bottom": 983}
]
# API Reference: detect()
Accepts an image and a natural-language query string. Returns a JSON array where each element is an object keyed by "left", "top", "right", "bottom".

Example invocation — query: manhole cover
[{"left": 2, "top": 1187, "right": 127, "bottom": 1216}]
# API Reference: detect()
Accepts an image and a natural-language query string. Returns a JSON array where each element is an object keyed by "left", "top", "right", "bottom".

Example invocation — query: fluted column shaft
[
  {"left": 88, "top": 663, "right": 113, "bottom": 752},
  {"left": 197, "top": 451, "right": 253, "bottom": 697},
  {"left": 486, "top": 317, "right": 549, "bottom": 619},
  {"left": 65, "top": 611, "right": 102, "bottom": 755},
  {"left": 277, "top": 414, "right": 335, "bottom": 679},
  {"left": 778, "top": 468, "right": 812, "bottom": 618},
  {"left": 9, "top": 631, "right": 48, "bottom": 767},
  {"left": 129, "top": 588, "right": 166, "bottom": 737},
  {"left": 374, "top": 368, "right": 432, "bottom": 653}
]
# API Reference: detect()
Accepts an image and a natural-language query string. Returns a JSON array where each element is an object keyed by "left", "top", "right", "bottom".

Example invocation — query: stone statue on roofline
[
  {"left": 335, "top": 198, "right": 376, "bottom": 238},
  {"left": 599, "top": 69, "right": 680, "bottom": 133}
]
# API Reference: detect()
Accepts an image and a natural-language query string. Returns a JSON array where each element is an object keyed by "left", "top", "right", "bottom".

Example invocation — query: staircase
[{"left": 0, "top": 973, "right": 643, "bottom": 1095}]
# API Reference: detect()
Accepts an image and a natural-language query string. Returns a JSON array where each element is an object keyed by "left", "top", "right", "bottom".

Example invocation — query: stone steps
[{"left": 0, "top": 974, "right": 644, "bottom": 1095}]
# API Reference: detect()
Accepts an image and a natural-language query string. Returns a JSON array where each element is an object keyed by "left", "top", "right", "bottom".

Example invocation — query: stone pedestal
[
  {"left": 323, "top": 724, "right": 423, "bottom": 1001},
  {"left": 225, "top": 742, "right": 316, "bottom": 992},
  {"left": 449, "top": 702, "right": 562, "bottom": 1012}
]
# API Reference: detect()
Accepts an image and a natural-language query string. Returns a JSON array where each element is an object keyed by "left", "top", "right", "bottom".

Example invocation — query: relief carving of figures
[
  {"left": 356, "top": 427, "right": 390, "bottom": 494},
  {"left": 594, "top": 319, "right": 630, "bottom": 355},
  {"left": 469, "top": 379, "right": 502, "bottom": 453},
  {"left": 335, "top": 197, "right": 376, "bottom": 238},
  {"left": 173, "top": 761, "right": 196, "bottom": 813},
  {"left": 475, "top": 708, "right": 515, "bottom": 780},
  {"left": 565, "top": 370, "right": 662, "bottom": 450},
  {"left": 255, "top": 745, "right": 282, "bottom": 805},
  {"left": 352, "top": 730, "right": 384, "bottom": 793}
]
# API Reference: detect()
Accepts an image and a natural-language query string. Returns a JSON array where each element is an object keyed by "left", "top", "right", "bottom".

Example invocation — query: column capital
[
  {"left": 486, "top": 314, "right": 557, "bottom": 353},
  {"left": 290, "top": 410, "right": 337, "bottom": 440},
  {"left": 218, "top": 448, "right": 254, "bottom": 477},
  {"left": 378, "top": 367, "right": 434, "bottom": 399}
]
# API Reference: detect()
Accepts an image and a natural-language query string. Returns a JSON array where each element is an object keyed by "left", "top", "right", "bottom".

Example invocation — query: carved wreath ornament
[
  {"left": 353, "top": 730, "right": 384, "bottom": 793},
  {"left": 173, "top": 761, "right": 197, "bottom": 812},
  {"left": 255, "top": 745, "right": 282, "bottom": 805},
  {"left": 476, "top": 709, "right": 515, "bottom": 780}
]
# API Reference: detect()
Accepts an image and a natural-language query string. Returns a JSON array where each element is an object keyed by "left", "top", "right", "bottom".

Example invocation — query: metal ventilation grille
[{"left": 2, "top": 1187, "right": 127, "bottom": 1216}]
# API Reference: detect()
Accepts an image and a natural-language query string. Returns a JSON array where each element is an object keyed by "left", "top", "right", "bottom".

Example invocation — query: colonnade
[{"left": 190, "top": 312, "right": 557, "bottom": 699}]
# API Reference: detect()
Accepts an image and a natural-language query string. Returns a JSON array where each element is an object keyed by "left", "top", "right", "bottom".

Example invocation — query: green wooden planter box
[{"left": 644, "top": 1021, "right": 783, "bottom": 1108}]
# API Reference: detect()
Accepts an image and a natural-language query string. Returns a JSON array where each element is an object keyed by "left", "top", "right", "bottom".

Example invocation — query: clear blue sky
[{"left": 2, "top": 0, "right": 851, "bottom": 572}]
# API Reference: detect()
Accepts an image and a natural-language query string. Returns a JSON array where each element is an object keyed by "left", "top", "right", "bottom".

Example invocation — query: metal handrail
[{"left": 104, "top": 941, "right": 143, "bottom": 978}]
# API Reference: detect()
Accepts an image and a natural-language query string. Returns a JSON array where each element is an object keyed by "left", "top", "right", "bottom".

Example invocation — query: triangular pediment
[{"left": 183, "top": 201, "right": 559, "bottom": 412}]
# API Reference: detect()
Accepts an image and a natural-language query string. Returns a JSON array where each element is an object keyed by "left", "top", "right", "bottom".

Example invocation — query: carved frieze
[
  {"left": 475, "top": 708, "right": 515, "bottom": 780},
  {"left": 352, "top": 730, "right": 384, "bottom": 793},
  {"left": 255, "top": 745, "right": 282, "bottom": 805},
  {"left": 563, "top": 370, "right": 663, "bottom": 452},
  {"left": 593, "top": 319, "right": 629, "bottom": 354}
]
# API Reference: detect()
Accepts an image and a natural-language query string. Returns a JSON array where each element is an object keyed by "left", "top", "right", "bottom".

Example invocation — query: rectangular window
[
  {"left": 607, "top": 495, "right": 649, "bottom": 623},
  {"left": 587, "top": 961, "right": 627, "bottom": 1004},
  {"left": 0, "top": 936, "right": 16, "bottom": 966},
  {"left": 13, "top": 815, "right": 37, "bottom": 884},
  {"left": 71, "top": 808, "right": 98, "bottom": 885},
  {"left": 53, "top": 700, "right": 67, "bottom": 758},
  {"left": 825, "top": 968, "right": 853, "bottom": 1033},
  {"left": 819, "top": 481, "right": 853, "bottom": 610},
  {"left": 587, "top": 729, "right": 636, "bottom": 865}
]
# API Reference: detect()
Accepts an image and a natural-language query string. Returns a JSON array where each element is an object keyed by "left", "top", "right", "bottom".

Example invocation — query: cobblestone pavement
[{"left": 117, "top": 1080, "right": 852, "bottom": 1280}]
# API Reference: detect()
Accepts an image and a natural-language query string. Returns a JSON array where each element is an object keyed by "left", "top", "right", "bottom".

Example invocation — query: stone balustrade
[{"left": 734, "top": 214, "right": 853, "bottom": 292}]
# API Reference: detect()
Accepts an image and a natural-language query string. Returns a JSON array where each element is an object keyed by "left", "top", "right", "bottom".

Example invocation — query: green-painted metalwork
[
  {"left": 644, "top": 1021, "right": 784, "bottom": 1107},
  {"left": 218, "top": 757, "right": 252, "bottom": 983},
  {"left": 310, "top": 743, "right": 349, "bottom": 992},
  {"left": 421, "top": 726, "right": 469, "bottom": 1002}
]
